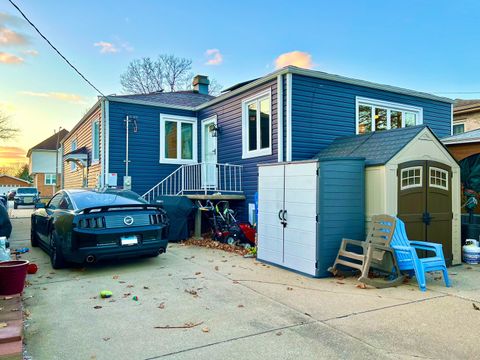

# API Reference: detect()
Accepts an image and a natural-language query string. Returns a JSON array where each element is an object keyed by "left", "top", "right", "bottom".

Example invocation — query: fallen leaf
[
  {"left": 304, "top": 312, "right": 312, "bottom": 317},
  {"left": 276, "top": 331, "right": 282, "bottom": 336},
  {"left": 0, "top": 323, "right": 7, "bottom": 328},
  {"left": 286, "top": 287, "right": 293, "bottom": 291},
  {"left": 24, "top": 309, "right": 31, "bottom": 317},
  {"left": 336, "top": 281, "right": 345, "bottom": 285},
  {"left": 143, "top": 286, "right": 150, "bottom": 290},
  {"left": 123, "top": 293, "right": 131, "bottom": 298},
  {"left": 214, "top": 266, "right": 219, "bottom": 271},
  {"left": 126, "top": 285, "right": 134, "bottom": 288},
  {"left": 3, "top": 296, "right": 12, "bottom": 300},
  {"left": 93, "top": 306, "right": 102, "bottom": 309},
  {"left": 195, "top": 272, "right": 201, "bottom": 275},
  {"left": 356, "top": 283, "right": 367, "bottom": 289},
  {"left": 434, "top": 277, "right": 442, "bottom": 281},
  {"left": 158, "top": 302, "right": 165, "bottom": 309},
  {"left": 473, "top": 303, "right": 480, "bottom": 311},
  {"left": 103, "top": 337, "right": 110, "bottom": 341},
  {"left": 185, "top": 289, "right": 198, "bottom": 297},
  {"left": 119, "top": 281, "right": 126, "bottom": 284},
  {"left": 42, "top": 288, "right": 47, "bottom": 290},
  {"left": 237, "top": 304, "right": 244, "bottom": 308},
  {"left": 46, "top": 276, "right": 52, "bottom": 279},
  {"left": 113, "top": 275, "right": 119, "bottom": 280},
  {"left": 201, "top": 327, "right": 210, "bottom": 333},
  {"left": 154, "top": 321, "right": 203, "bottom": 329}
]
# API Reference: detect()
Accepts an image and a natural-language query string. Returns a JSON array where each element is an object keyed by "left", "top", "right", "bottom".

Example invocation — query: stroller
[{"left": 197, "top": 200, "right": 256, "bottom": 248}]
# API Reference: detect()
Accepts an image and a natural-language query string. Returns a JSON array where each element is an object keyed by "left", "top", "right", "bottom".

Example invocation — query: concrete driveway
[{"left": 7, "top": 210, "right": 480, "bottom": 360}]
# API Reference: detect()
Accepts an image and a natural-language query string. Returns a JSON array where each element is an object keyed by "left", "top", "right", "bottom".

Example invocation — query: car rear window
[
  {"left": 70, "top": 190, "right": 147, "bottom": 210},
  {"left": 17, "top": 188, "right": 37, "bottom": 194}
]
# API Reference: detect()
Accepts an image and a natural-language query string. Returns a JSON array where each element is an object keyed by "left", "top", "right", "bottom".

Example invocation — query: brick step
[{"left": 0, "top": 340, "right": 22, "bottom": 360}]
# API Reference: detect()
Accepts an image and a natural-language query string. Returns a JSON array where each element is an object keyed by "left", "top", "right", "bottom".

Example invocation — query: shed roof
[
  {"left": 315, "top": 126, "right": 426, "bottom": 166},
  {"left": 110, "top": 90, "right": 214, "bottom": 108},
  {"left": 27, "top": 129, "right": 69, "bottom": 157}
]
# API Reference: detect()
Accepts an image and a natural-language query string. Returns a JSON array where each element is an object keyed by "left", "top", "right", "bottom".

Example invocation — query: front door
[
  {"left": 202, "top": 117, "right": 218, "bottom": 188},
  {"left": 397, "top": 160, "right": 453, "bottom": 264}
]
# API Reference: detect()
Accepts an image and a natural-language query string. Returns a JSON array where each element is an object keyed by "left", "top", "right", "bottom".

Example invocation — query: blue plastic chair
[{"left": 391, "top": 217, "right": 451, "bottom": 292}]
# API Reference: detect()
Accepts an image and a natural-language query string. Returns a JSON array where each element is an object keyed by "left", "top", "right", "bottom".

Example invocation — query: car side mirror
[{"left": 35, "top": 203, "right": 46, "bottom": 209}]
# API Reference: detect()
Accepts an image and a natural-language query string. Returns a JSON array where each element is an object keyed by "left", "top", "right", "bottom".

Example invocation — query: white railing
[{"left": 142, "top": 163, "right": 243, "bottom": 202}]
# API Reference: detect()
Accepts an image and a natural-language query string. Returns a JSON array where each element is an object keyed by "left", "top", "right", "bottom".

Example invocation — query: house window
[
  {"left": 45, "top": 174, "right": 57, "bottom": 185},
  {"left": 242, "top": 90, "right": 272, "bottom": 158},
  {"left": 400, "top": 166, "right": 422, "bottom": 190},
  {"left": 357, "top": 97, "right": 423, "bottom": 134},
  {"left": 429, "top": 167, "right": 448, "bottom": 190},
  {"left": 160, "top": 115, "right": 197, "bottom": 164},
  {"left": 453, "top": 123, "right": 465, "bottom": 135},
  {"left": 71, "top": 139, "right": 77, "bottom": 171},
  {"left": 92, "top": 120, "right": 100, "bottom": 163}
]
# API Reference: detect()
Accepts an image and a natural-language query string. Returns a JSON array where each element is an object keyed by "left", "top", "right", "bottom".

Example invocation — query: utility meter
[{"left": 123, "top": 176, "right": 132, "bottom": 190}]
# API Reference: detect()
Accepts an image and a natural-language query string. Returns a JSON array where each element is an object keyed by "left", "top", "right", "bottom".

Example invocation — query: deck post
[{"left": 194, "top": 208, "right": 203, "bottom": 239}]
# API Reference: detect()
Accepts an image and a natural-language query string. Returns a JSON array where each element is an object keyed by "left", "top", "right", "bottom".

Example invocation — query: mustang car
[{"left": 30, "top": 188, "right": 169, "bottom": 268}]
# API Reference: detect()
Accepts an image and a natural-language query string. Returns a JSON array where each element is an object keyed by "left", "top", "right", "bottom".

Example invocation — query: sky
[{"left": 0, "top": 0, "right": 480, "bottom": 167}]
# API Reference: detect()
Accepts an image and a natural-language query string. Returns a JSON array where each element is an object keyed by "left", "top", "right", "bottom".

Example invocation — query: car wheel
[
  {"left": 243, "top": 243, "right": 252, "bottom": 250},
  {"left": 30, "top": 219, "right": 39, "bottom": 247},
  {"left": 50, "top": 231, "right": 66, "bottom": 269}
]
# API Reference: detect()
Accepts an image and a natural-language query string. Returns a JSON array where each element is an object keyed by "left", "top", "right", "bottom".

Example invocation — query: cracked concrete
[{"left": 8, "top": 210, "right": 480, "bottom": 360}]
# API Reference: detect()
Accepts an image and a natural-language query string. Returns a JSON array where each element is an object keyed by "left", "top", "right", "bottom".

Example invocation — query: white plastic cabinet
[{"left": 257, "top": 161, "right": 318, "bottom": 276}]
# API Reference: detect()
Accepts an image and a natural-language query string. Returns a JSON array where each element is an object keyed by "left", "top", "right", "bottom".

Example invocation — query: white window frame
[
  {"left": 44, "top": 173, "right": 57, "bottom": 185},
  {"left": 159, "top": 114, "right": 198, "bottom": 165},
  {"left": 356, "top": 97, "right": 423, "bottom": 134},
  {"left": 400, "top": 166, "right": 423, "bottom": 190},
  {"left": 70, "top": 139, "right": 77, "bottom": 172},
  {"left": 242, "top": 89, "right": 272, "bottom": 159},
  {"left": 429, "top": 167, "right": 449, "bottom": 190},
  {"left": 91, "top": 119, "right": 100, "bottom": 164}
]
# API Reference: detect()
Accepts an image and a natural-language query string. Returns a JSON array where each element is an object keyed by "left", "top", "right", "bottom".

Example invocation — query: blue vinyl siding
[
  {"left": 291, "top": 74, "right": 452, "bottom": 161},
  {"left": 198, "top": 80, "right": 278, "bottom": 220},
  {"left": 108, "top": 100, "right": 196, "bottom": 196}
]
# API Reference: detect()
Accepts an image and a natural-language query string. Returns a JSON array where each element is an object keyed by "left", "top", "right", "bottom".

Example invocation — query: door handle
[
  {"left": 422, "top": 212, "right": 432, "bottom": 226},
  {"left": 278, "top": 210, "right": 284, "bottom": 221},
  {"left": 282, "top": 210, "right": 287, "bottom": 222}
]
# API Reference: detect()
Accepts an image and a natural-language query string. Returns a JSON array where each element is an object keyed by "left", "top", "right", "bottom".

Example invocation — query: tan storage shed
[{"left": 316, "top": 125, "right": 461, "bottom": 265}]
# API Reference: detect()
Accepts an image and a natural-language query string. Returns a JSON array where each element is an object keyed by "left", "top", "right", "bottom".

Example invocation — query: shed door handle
[
  {"left": 278, "top": 210, "right": 284, "bottom": 221},
  {"left": 283, "top": 210, "right": 287, "bottom": 222}
]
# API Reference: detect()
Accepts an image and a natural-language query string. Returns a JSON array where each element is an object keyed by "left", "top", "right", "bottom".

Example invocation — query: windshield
[
  {"left": 17, "top": 188, "right": 38, "bottom": 194},
  {"left": 70, "top": 189, "right": 147, "bottom": 210}
]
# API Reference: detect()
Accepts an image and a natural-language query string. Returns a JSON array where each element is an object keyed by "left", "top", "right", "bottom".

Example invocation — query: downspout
[
  {"left": 101, "top": 99, "right": 106, "bottom": 187},
  {"left": 103, "top": 99, "right": 110, "bottom": 186},
  {"left": 277, "top": 74, "right": 284, "bottom": 162},
  {"left": 286, "top": 73, "right": 293, "bottom": 162}
]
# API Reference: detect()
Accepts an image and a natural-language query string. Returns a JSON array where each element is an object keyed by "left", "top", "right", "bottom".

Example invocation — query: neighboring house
[
  {"left": 442, "top": 128, "right": 480, "bottom": 162},
  {"left": 63, "top": 67, "right": 453, "bottom": 224},
  {"left": 0, "top": 174, "right": 30, "bottom": 194},
  {"left": 452, "top": 99, "right": 480, "bottom": 135},
  {"left": 27, "top": 129, "right": 69, "bottom": 197}
]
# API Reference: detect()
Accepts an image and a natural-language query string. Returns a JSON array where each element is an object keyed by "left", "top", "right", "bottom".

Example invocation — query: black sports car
[{"left": 31, "top": 188, "right": 169, "bottom": 269}]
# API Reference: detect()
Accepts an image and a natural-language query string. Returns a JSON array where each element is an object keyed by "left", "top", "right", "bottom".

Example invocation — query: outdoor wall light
[{"left": 209, "top": 123, "right": 220, "bottom": 137}]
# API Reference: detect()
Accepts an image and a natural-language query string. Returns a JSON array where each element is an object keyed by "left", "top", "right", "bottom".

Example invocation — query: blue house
[{"left": 62, "top": 67, "right": 454, "bottom": 223}]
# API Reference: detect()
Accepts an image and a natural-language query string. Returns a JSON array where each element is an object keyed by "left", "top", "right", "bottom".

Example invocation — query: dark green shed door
[{"left": 397, "top": 160, "right": 453, "bottom": 265}]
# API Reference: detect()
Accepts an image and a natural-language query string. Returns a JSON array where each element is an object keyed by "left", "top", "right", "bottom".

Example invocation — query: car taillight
[
  {"left": 78, "top": 216, "right": 105, "bottom": 229},
  {"left": 150, "top": 213, "right": 167, "bottom": 225}
]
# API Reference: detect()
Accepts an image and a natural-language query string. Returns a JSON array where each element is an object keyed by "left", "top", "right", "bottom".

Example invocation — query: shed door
[
  {"left": 283, "top": 162, "right": 318, "bottom": 275},
  {"left": 397, "top": 160, "right": 452, "bottom": 264}
]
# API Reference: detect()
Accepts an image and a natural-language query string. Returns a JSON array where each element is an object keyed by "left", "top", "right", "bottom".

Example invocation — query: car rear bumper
[{"left": 65, "top": 239, "right": 168, "bottom": 263}]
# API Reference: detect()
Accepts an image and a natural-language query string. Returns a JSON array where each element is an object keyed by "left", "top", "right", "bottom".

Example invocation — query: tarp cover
[
  {"left": 154, "top": 196, "right": 194, "bottom": 241},
  {"left": 460, "top": 154, "right": 480, "bottom": 192}
]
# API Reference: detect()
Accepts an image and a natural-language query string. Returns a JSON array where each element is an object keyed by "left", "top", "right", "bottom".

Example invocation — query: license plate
[
  {"left": 24, "top": 197, "right": 33, "bottom": 202},
  {"left": 121, "top": 235, "right": 138, "bottom": 246}
]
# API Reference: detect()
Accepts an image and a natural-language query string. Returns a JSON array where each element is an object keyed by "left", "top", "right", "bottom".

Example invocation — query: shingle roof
[
  {"left": 27, "top": 129, "right": 69, "bottom": 157},
  {"left": 442, "top": 128, "right": 480, "bottom": 144},
  {"left": 111, "top": 90, "right": 214, "bottom": 108},
  {"left": 315, "top": 126, "right": 426, "bottom": 166}
]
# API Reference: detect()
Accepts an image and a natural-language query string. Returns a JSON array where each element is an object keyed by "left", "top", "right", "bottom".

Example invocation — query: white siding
[{"left": 29, "top": 150, "right": 62, "bottom": 174}]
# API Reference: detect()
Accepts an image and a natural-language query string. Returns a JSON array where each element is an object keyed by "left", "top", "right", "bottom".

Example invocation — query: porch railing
[{"left": 142, "top": 163, "right": 243, "bottom": 202}]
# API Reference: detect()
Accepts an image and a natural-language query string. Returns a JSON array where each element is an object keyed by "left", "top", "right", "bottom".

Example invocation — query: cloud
[
  {"left": 20, "top": 91, "right": 86, "bottom": 104},
  {"left": 23, "top": 49, "right": 38, "bottom": 56},
  {"left": 0, "top": 146, "right": 26, "bottom": 166},
  {"left": 94, "top": 41, "right": 119, "bottom": 54},
  {"left": 0, "top": 52, "right": 23, "bottom": 64},
  {"left": 0, "top": 12, "right": 23, "bottom": 27},
  {"left": 275, "top": 51, "right": 314, "bottom": 70},
  {"left": 0, "top": 27, "right": 28, "bottom": 45},
  {"left": 205, "top": 49, "right": 223, "bottom": 66}
]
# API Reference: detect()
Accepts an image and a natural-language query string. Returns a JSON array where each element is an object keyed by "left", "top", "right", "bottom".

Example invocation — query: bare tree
[
  {"left": 208, "top": 79, "right": 223, "bottom": 96},
  {"left": 0, "top": 112, "right": 17, "bottom": 141},
  {"left": 120, "top": 54, "right": 222, "bottom": 95}
]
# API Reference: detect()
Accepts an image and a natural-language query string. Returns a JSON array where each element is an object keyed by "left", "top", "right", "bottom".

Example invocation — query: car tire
[
  {"left": 50, "top": 231, "right": 66, "bottom": 269},
  {"left": 30, "top": 219, "right": 39, "bottom": 247},
  {"left": 226, "top": 236, "right": 238, "bottom": 246}
]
